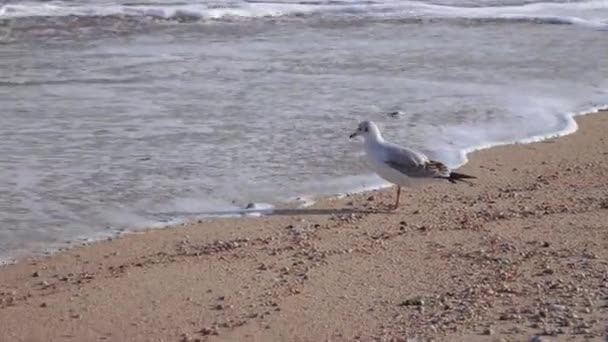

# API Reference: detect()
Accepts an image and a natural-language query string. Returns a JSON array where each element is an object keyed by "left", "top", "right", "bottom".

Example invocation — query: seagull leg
[{"left": 393, "top": 186, "right": 401, "bottom": 210}]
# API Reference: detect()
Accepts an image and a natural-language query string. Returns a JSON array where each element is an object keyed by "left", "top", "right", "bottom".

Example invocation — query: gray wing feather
[{"left": 383, "top": 144, "right": 450, "bottom": 178}]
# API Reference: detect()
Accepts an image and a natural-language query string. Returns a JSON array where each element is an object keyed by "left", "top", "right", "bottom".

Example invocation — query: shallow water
[{"left": 1, "top": 0, "right": 608, "bottom": 261}]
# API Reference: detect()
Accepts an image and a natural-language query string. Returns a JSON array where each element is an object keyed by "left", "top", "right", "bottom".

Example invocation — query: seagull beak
[{"left": 349, "top": 132, "right": 359, "bottom": 139}]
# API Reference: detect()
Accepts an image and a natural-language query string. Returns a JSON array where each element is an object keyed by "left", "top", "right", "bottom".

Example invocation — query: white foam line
[
  {"left": 0, "top": 254, "right": 16, "bottom": 265},
  {"left": 0, "top": 2, "right": 323, "bottom": 19},
  {"left": 2, "top": 0, "right": 608, "bottom": 31},
  {"left": 453, "top": 104, "right": 608, "bottom": 169},
  {"left": 0, "top": 203, "right": 278, "bottom": 264},
  {"left": 285, "top": 196, "right": 318, "bottom": 208}
]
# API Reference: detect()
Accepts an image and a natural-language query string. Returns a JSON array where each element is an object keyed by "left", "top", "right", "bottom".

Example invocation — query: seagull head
[{"left": 349, "top": 120, "right": 382, "bottom": 141}]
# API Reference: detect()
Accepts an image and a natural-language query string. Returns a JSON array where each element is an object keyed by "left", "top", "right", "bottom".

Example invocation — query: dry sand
[{"left": 1, "top": 111, "right": 608, "bottom": 342}]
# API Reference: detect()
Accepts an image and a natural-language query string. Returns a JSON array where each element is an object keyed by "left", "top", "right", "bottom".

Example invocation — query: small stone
[
  {"left": 40, "top": 302, "right": 47, "bottom": 308},
  {"left": 367, "top": 196, "right": 375, "bottom": 201},
  {"left": 483, "top": 328, "right": 494, "bottom": 335},
  {"left": 32, "top": 271, "right": 40, "bottom": 278},
  {"left": 400, "top": 297, "right": 425, "bottom": 306},
  {"left": 549, "top": 304, "right": 566, "bottom": 312},
  {"left": 542, "top": 326, "right": 558, "bottom": 336},
  {"left": 577, "top": 322, "right": 591, "bottom": 329},
  {"left": 214, "top": 304, "right": 224, "bottom": 310},
  {"left": 578, "top": 328, "right": 592, "bottom": 335},
  {"left": 200, "top": 327, "right": 218, "bottom": 336}
]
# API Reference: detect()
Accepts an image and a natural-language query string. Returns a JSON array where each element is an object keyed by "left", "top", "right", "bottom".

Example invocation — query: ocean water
[{"left": 1, "top": 0, "right": 607, "bottom": 262}]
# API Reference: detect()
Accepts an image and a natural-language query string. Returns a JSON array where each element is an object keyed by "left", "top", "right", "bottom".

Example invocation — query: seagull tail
[{"left": 447, "top": 172, "right": 476, "bottom": 184}]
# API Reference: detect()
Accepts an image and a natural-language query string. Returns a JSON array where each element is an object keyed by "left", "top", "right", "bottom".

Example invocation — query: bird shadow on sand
[{"left": 262, "top": 207, "right": 394, "bottom": 216}]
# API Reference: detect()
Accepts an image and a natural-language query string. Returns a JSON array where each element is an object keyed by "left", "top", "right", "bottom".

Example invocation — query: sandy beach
[{"left": 1, "top": 110, "right": 607, "bottom": 342}]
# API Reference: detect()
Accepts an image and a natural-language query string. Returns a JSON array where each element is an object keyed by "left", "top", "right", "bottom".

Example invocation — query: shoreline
[
  {"left": 1, "top": 110, "right": 608, "bottom": 341},
  {"left": 2, "top": 105, "right": 607, "bottom": 266},
  {"left": 454, "top": 104, "right": 608, "bottom": 168}
]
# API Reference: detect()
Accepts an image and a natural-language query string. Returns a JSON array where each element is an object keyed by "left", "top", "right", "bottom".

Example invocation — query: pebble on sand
[
  {"left": 400, "top": 297, "right": 425, "bottom": 306},
  {"left": 199, "top": 327, "right": 218, "bottom": 336}
]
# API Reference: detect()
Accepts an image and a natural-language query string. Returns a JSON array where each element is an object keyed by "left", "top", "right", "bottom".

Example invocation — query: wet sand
[{"left": 1, "top": 111, "right": 607, "bottom": 342}]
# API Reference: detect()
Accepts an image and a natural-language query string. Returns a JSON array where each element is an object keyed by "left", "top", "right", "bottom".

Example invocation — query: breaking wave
[{"left": 1, "top": 0, "right": 607, "bottom": 30}]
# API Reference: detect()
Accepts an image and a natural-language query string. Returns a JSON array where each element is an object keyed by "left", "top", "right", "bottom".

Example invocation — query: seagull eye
[{"left": 364, "top": 127, "right": 368, "bottom": 132}]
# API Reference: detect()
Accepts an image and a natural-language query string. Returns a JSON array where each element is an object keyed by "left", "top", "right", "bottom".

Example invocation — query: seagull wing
[{"left": 382, "top": 144, "right": 450, "bottom": 179}]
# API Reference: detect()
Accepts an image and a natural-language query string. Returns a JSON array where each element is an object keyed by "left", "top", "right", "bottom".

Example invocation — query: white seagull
[{"left": 349, "top": 120, "right": 475, "bottom": 209}]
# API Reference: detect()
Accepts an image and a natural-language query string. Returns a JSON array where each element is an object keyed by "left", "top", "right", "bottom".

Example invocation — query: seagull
[{"left": 349, "top": 120, "right": 475, "bottom": 209}]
